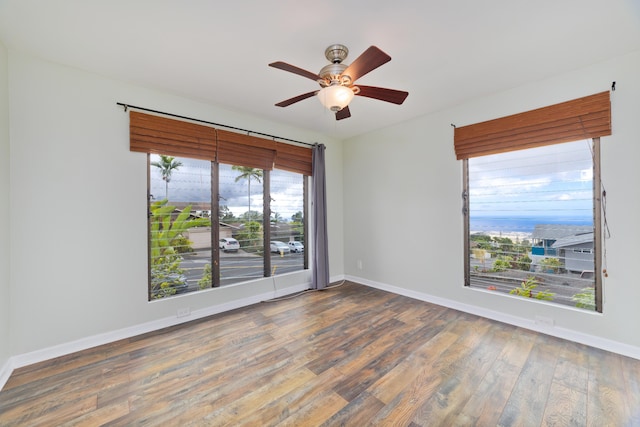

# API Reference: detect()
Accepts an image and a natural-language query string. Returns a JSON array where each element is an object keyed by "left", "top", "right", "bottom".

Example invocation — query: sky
[
  {"left": 149, "top": 155, "right": 304, "bottom": 220},
  {"left": 468, "top": 139, "right": 594, "bottom": 220}
]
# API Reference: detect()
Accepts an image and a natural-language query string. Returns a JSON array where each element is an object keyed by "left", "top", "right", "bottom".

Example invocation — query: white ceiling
[{"left": 1, "top": 0, "right": 639, "bottom": 140}]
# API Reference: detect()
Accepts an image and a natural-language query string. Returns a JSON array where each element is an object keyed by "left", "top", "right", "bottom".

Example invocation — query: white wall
[
  {"left": 344, "top": 51, "right": 640, "bottom": 353},
  {"left": 7, "top": 51, "right": 344, "bottom": 357},
  {"left": 0, "top": 43, "right": 11, "bottom": 380}
]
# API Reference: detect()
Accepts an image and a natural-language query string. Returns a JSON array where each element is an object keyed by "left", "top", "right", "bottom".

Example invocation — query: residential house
[
  {"left": 552, "top": 232, "right": 595, "bottom": 274},
  {"left": 531, "top": 224, "right": 594, "bottom": 273}
]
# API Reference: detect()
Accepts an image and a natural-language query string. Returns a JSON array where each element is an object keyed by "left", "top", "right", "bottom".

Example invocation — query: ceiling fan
[{"left": 269, "top": 44, "right": 409, "bottom": 120}]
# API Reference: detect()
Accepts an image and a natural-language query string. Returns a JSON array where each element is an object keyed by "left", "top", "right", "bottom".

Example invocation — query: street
[{"left": 180, "top": 249, "right": 306, "bottom": 289}]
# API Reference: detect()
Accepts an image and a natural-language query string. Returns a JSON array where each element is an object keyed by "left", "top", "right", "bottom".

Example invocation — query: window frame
[
  {"left": 145, "top": 156, "right": 309, "bottom": 300},
  {"left": 462, "top": 137, "right": 603, "bottom": 312}
]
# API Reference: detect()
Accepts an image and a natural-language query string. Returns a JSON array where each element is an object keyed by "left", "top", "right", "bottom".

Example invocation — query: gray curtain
[{"left": 311, "top": 143, "right": 330, "bottom": 290}]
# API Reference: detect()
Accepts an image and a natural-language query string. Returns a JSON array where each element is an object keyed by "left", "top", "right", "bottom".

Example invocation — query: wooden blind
[
  {"left": 274, "top": 142, "right": 313, "bottom": 176},
  {"left": 129, "top": 111, "right": 312, "bottom": 175},
  {"left": 129, "top": 111, "right": 217, "bottom": 161},
  {"left": 454, "top": 91, "right": 611, "bottom": 160},
  {"left": 215, "top": 129, "right": 276, "bottom": 170}
]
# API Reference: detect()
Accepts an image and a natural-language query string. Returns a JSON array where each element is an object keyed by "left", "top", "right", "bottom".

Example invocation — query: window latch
[{"left": 462, "top": 190, "right": 468, "bottom": 215}]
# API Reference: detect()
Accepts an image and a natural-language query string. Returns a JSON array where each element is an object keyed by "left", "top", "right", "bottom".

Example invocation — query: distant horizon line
[{"left": 471, "top": 214, "right": 592, "bottom": 219}]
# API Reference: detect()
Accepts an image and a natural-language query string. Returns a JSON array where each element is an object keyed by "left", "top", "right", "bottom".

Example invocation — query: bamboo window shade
[
  {"left": 273, "top": 142, "right": 313, "bottom": 176},
  {"left": 453, "top": 91, "right": 611, "bottom": 160},
  {"left": 129, "top": 111, "right": 217, "bottom": 161},
  {"left": 129, "top": 111, "right": 312, "bottom": 175},
  {"left": 215, "top": 129, "right": 277, "bottom": 171}
]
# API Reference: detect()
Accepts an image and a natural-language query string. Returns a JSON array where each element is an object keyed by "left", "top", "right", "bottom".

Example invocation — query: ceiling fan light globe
[{"left": 318, "top": 85, "right": 354, "bottom": 112}]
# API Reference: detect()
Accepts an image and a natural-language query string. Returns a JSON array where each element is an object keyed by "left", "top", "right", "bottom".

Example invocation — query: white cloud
[{"left": 470, "top": 176, "right": 551, "bottom": 198}]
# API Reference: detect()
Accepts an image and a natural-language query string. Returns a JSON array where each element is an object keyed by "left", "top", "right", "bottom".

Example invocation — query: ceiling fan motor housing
[
  {"left": 319, "top": 44, "right": 352, "bottom": 87},
  {"left": 318, "top": 63, "right": 348, "bottom": 86},
  {"left": 324, "top": 44, "right": 349, "bottom": 63}
]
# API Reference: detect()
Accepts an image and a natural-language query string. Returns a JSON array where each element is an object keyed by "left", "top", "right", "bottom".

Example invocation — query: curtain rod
[{"left": 116, "top": 102, "right": 315, "bottom": 148}]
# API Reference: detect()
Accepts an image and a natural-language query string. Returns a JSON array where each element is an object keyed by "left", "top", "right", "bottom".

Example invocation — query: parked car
[
  {"left": 270, "top": 241, "right": 290, "bottom": 254},
  {"left": 288, "top": 241, "right": 304, "bottom": 253},
  {"left": 219, "top": 237, "right": 240, "bottom": 252}
]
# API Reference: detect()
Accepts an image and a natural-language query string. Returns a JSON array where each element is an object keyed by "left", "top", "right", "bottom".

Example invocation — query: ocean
[{"left": 470, "top": 216, "right": 593, "bottom": 236}]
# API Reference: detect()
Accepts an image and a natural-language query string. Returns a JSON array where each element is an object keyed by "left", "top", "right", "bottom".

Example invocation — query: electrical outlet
[
  {"left": 534, "top": 315, "right": 554, "bottom": 327},
  {"left": 177, "top": 307, "right": 191, "bottom": 318},
  {"left": 357, "top": 259, "right": 363, "bottom": 270}
]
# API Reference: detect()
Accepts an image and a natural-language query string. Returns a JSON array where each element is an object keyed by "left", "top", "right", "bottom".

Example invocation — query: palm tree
[
  {"left": 151, "top": 155, "right": 183, "bottom": 199},
  {"left": 232, "top": 166, "right": 263, "bottom": 217}
]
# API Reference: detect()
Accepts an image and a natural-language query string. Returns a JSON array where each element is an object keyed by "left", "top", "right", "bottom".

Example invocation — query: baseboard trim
[
  {"left": 1, "top": 282, "right": 309, "bottom": 391},
  {"left": 0, "top": 357, "right": 14, "bottom": 390},
  {"left": 347, "top": 275, "right": 640, "bottom": 361}
]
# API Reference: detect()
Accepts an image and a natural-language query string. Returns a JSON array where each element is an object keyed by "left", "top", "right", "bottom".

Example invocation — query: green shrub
[
  {"left": 199, "top": 263, "right": 212, "bottom": 289},
  {"left": 150, "top": 248, "right": 185, "bottom": 299},
  {"left": 512, "top": 255, "right": 532, "bottom": 271},
  {"left": 509, "top": 276, "right": 554, "bottom": 301},
  {"left": 572, "top": 287, "right": 595, "bottom": 310},
  {"left": 492, "top": 256, "right": 513, "bottom": 272},
  {"left": 149, "top": 200, "right": 210, "bottom": 299},
  {"left": 234, "top": 220, "right": 262, "bottom": 253},
  {"left": 540, "top": 257, "right": 561, "bottom": 273},
  {"left": 172, "top": 235, "right": 194, "bottom": 254}
]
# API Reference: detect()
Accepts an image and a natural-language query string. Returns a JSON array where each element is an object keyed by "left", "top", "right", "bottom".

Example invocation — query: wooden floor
[{"left": 1, "top": 282, "right": 639, "bottom": 426}]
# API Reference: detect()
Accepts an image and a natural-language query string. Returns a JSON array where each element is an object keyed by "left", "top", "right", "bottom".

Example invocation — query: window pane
[
  {"left": 270, "top": 169, "right": 305, "bottom": 274},
  {"left": 219, "top": 164, "right": 265, "bottom": 285},
  {"left": 466, "top": 140, "right": 597, "bottom": 310},
  {"left": 149, "top": 155, "right": 212, "bottom": 299}
]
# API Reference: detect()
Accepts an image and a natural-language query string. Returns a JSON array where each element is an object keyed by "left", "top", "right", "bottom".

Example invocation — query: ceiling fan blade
[
  {"left": 342, "top": 46, "right": 391, "bottom": 82},
  {"left": 356, "top": 85, "right": 409, "bottom": 105},
  {"left": 269, "top": 61, "right": 322, "bottom": 81},
  {"left": 275, "top": 91, "right": 318, "bottom": 107},
  {"left": 335, "top": 106, "right": 351, "bottom": 120}
]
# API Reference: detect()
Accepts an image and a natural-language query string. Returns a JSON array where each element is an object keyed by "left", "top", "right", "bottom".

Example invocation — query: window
[
  {"left": 463, "top": 139, "right": 601, "bottom": 310},
  {"left": 131, "top": 111, "right": 312, "bottom": 300},
  {"left": 455, "top": 92, "right": 611, "bottom": 312},
  {"left": 148, "top": 155, "right": 308, "bottom": 299}
]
